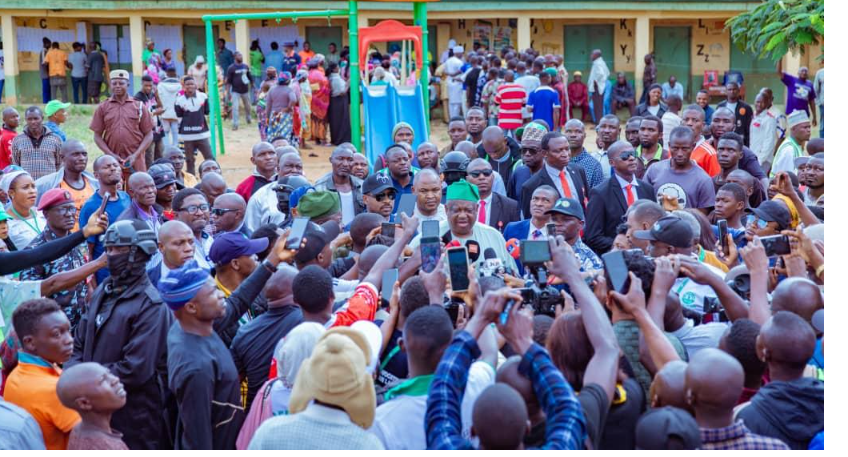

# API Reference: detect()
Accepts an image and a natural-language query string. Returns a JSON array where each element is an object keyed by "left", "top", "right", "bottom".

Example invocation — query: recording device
[
  {"left": 546, "top": 223, "right": 557, "bottom": 237},
  {"left": 516, "top": 240, "right": 562, "bottom": 316},
  {"left": 478, "top": 247, "right": 507, "bottom": 278},
  {"left": 396, "top": 193, "right": 417, "bottom": 220},
  {"left": 506, "top": 238, "right": 521, "bottom": 260},
  {"left": 98, "top": 191, "right": 111, "bottom": 214},
  {"left": 717, "top": 219, "right": 729, "bottom": 255},
  {"left": 500, "top": 298, "right": 516, "bottom": 326},
  {"left": 420, "top": 220, "right": 441, "bottom": 274},
  {"left": 286, "top": 217, "right": 310, "bottom": 250},
  {"left": 381, "top": 268, "right": 398, "bottom": 305},
  {"left": 447, "top": 246, "right": 470, "bottom": 292},
  {"left": 760, "top": 235, "right": 791, "bottom": 257},
  {"left": 465, "top": 239, "right": 481, "bottom": 263},
  {"left": 444, "top": 297, "right": 463, "bottom": 327},
  {"left": 602, "top": 250, "right": 631, "bottom": 294},
  {"left": 381, "top": 222, "right": 396, "bottom": 240}
]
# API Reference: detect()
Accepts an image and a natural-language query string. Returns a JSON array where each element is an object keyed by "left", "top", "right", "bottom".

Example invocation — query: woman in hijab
[
  {"left": 327, "top": 63, "right": 351, "bottom": 145},
  {"left": 265, "top": 72, "right": 299, "bottom": 146},
  {"left": 308, "top": 56, "right": 330, "bottom": 146},
  {"left": 1, "top": 169, "right": 45, "bottom": 250},
  {"left": 295, "top": 69, "right": 312, "bottom": 149}
]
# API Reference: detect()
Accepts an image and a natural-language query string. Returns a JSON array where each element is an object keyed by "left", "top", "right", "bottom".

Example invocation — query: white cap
[
  {"left": 787, "top": 109, "right": 810, "bottom": 129},
  {"left": 453, "top": 45, "right": 464, "bottom": 54},
  {"left": 350, "top": 321, "right": 383, "bottom": 375}
]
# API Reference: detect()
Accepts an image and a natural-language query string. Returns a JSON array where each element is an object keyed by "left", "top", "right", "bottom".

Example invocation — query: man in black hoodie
[{"left": 737, "top": 311, "right": 824, "bottom": 449}]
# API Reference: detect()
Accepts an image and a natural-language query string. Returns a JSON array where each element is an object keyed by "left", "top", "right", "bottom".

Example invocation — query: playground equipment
[{"left": 201, "top": 0, "right": 432, "bottom": 158}]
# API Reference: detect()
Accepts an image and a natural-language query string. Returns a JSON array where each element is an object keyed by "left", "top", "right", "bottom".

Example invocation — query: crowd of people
[{"left": 0, "top": 37, "right": 825, "bottom": 451}]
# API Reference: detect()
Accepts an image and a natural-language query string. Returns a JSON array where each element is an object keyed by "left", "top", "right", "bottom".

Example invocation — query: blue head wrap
[
  {"left": 289, "top": 185, "right": 315, "bottom": 210},
  {"left": 157, "top": 260, "right": 211, "bottom": 310}
]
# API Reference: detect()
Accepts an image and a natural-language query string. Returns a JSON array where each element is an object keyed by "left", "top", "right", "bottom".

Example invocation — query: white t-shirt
[
  {"left": 647, "top": 104, "right": 660, "bottom": 116},
  {"left": 370, "top": 361, "right": 495, "bottom": 450},
  {"left": 726, "top": 101, "right": 738, "bottom": 112},
  {"left": 674, "top": 262, "right": 725, "bottom": 314},
  {"left": 339, "top": 190, "right": 355, "bottom": 226}
]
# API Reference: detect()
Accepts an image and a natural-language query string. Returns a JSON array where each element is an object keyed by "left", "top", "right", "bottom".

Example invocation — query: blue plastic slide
[{"left": 362, "top": 83, "right": 428, "bottom": 165}]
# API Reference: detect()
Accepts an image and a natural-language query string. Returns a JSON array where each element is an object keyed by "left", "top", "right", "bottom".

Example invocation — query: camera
[
  {"left": 727, "top": 273, "right": 751, "bottom": 300},
  {"left": 517, "top": 279, "right": 563, "bottom": 317},
  {"left": 518, "top": 241, "right": 563, "bottom": 317},
  {"left": 702, "top": 297, "right": 729, "bottom": 323}
]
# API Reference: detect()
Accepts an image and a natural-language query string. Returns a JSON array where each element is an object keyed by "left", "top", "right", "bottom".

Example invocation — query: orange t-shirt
[
  {"left": 691, "top": 140, "right": 721, "bottom": 177},
  {"left": 4, "top": 356, "right": 81, "bottom": 450},
  {"left": 44, "top": 49, "right": 68, "bottom": 77},
  {"left": 60, "top": 178, "right": 96, "bottom": 233}
]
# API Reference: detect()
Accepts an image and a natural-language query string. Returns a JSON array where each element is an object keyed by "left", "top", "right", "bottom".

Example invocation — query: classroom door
[
  {"left": 306, "top": 26, "right": 343, "bottom": 58},
  {"left": 184, "top": 25, "right": 214, "bottom": 69},
  {"left": 563, "top": 25, "right": 615, "bottom": 81},
  {"left": 653, "top": 26, "right": 691, "bottom": 101}
]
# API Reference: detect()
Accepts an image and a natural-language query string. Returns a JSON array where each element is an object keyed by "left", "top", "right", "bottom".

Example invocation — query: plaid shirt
[
  {"left": 10, "top": 127, "right": 62, "bottom": 180},
  {"left": 425, "top": 331, "right": 586, "bottom": 450},
  {"left": 700, "top": 421, "right": 790, "bottom": 450},
  {"left": 570, "top": 149, "right": 605, "bottom": 189}
]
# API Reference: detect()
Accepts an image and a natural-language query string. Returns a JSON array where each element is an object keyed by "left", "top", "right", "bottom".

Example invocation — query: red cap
[{"left": 38, "top": 188, "right": 74, "bottom": 212}]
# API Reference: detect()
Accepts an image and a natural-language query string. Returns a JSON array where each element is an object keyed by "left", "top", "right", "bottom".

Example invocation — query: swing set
[{"left": 202, "top": 0, "right": 433, "bottom": 157}]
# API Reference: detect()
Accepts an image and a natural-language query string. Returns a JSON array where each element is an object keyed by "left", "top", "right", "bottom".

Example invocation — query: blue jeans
[
  {"left": 72, "top": 77, "right": 88, "bottom": 104},
  {"left": 0, "top": 80, "right": 4, "bottom": 102},
  {"left": 819, "top": 104, "right": 824, "bottom": 138},
  {"left": 42, "top": 77, "right": 51, "bottom": 103}
]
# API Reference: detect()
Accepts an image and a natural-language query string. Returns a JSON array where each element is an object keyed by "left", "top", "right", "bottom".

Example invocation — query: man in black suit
[
  {"left": 466, "top": 158, "right": 519, "bottom": 232},
  {"left": 717, "top": 81, "right": 753, "bottom": 146},
  {"left": 519, "top": 131, "right": 590, "bottom": 219},
  {"left": 584, "top": 140, "right": 655, "bottom": 254}
]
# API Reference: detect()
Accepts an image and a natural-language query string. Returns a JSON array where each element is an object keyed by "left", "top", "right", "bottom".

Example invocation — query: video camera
[{"left": 517, "top": 240, "right": 564, "bottom": 317}]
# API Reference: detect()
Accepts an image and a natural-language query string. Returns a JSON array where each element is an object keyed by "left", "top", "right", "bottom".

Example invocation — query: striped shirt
[
  {"left": 10, "top": 128, "right": 62, "bottom": 180},
  {"left": 495, "top": 83, "right": 526, "bottom": 130}
]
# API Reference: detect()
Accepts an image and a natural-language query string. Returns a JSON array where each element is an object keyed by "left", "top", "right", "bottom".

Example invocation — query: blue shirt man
[
  {"left": 527, "top": 74, "right": 561, "bottom": 131},
  {"left": 79, "top": 190, "right": 131, "bottom": 284},
  {"left": 264, "top": 44, "right": 285, "bottom": 72}
]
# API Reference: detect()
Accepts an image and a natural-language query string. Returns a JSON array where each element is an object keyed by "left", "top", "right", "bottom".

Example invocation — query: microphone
[
  {"left": 446, "top": 239, "right": 461, "bottom": 249},
  {"left": 479, "top": 247, "right": 506, "bottom": 278},
  {"left": 506, "top": 238, "right": 521, "bottom": 260},
  {"left": 465, "top": 240, "right": 481, "bottom": 262}
]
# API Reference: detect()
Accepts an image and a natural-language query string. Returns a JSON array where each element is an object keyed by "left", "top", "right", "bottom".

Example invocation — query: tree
[{"left": 726, "top": 0, "right": 824, "bottom": 61}]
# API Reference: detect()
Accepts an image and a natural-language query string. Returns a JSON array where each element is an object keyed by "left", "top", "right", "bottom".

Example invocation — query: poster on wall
[
  {"left": 494, "top": 26, "right": 512, "bottom": 51},
  {"left": 473, "top": 22, "right": 492, "bottom": 51}
]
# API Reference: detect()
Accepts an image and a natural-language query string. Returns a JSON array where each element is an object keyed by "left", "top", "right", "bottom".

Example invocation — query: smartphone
[
  {"left": 519, "top": 240, "right": 552, "bottom": 265},
  {"left": 420, "top": 220, "right": 441, "bottom": 273},
  {"left": 602, "top": 250, "right": 631, "bottom": 294},
  {"left": 717, "top": 219, "right": 729, "bottom": 254},
  {"left": 500, "top": 299, "right": 516, "bottom": 326},
  {"left": 396, "top": 193, "right": 417, "bottom": 220},
  {"left": 98, "top": 191, "right": 111, "bottom": 214},
  {"left": 546, "top": 222, "right": 557, "bottom": 237},
  {"left": 447, "top": 246, "right": 470, "bottom": 292},
  {"left": 381, "top": 222, "right": 396, "bottom": 239},
  {"left": 381, "top": 268, "right": 398, "bottom": 304},
  {"left": 760, "top": 235, "right": 791, "bottom": 257},
  {"left": 285, "top": 217, "right": 310, "bottom": 250}
]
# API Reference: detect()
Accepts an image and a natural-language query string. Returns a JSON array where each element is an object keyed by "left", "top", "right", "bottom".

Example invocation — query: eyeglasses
[
  {"left": 374, "top": 191, "right": 396, "bottom": 202},
  {"left": 211, "top": 208, "right": 239, "bottom": 216},
  {"left": 468, "top": 169, "right": 494, "bottom": 178},
  {"left": 179, "top": 203, "right": 210, "bottom": 214},
  {"left": 51, "top": 206, "right": 78, "bottom": 216}
]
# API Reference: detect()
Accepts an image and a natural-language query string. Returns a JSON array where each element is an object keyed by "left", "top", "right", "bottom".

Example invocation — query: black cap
[
  {"left": 293, "top": 220, "right": 342, "bottom": 264},
  {"left": 545, "top": 197, "right": 584, "bottom": 221},
  {"left": 633, "top": 215, "right": 694, "bottom": 248},
  {"left": 635, "top": 407, "right": 701, "bottom": 450},
  {"left": 148, "top": 164, "right": 177, "bottom": 189},
  {"left": 361, "top": 172, "right": 394, "bottom": 195},
  {"left": 752, "top": 201, "right": 791, "bottom": 231}
]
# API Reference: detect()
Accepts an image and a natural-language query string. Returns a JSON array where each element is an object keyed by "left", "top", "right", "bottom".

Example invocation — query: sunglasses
[
  {"left": 744, "top": 216, "right": 768, "bottom": 229},
  {"left": 180, "top": 203, "right": 210, "bottom": 214},
  {"left": 211, "top": 208, "right": 239, "bottom": 216},
  {"left": 374, "top": 191, "right": 396, "bottom": 202},
  {"left": 468, "top": 169, "right": 494, "bottom": 178},
  {"left": 617, "top": 151, "right": 637, "bottom": 161}
]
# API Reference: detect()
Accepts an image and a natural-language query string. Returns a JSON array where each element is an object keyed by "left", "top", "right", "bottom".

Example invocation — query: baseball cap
[
  {"left": 45, "top": 100, "right": 71, "bottom": 117},
  {"left": 0, "top": 211, "right": 11, "bottom": 223},
  {"left": 633, "top": 215, "right": 694, "bottom": 248},
  {"left": 37, "top": 188, "right": 74, "bottom": 212},
  {"left": 361, "top": 173, "right": 394, "bottom": 196},
  {"left": 635, "top": 407, "right": 701, "bottom": 450},
  {"left": 209, "top": 232, "right": 269, "bottom": 266},
  {"left": 294, "top": 220, "right": 341, "bottom": 264},
  {"left": 546, "top": 197, "right": 585, "bottom": 221},
  {"left": 752, "top": 201, "right": 791, "bottom": 231},
  {"left": 148, "top": 164, "right": 178, "bottom": 189}
]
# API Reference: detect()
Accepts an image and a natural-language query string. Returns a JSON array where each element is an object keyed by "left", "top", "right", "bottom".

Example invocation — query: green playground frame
[{"left": 202, "top": 0, "right": 431, "bottom": 156}]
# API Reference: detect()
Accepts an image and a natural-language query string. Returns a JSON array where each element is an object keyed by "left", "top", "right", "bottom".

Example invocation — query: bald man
[
  {"left": 412, "top": 168, "right": 446, "bottom": 229},
  {"left": 36, "top": 138, "right": 99, "bottom": 230},
  {"left": 146, "top": 220, "right": 195, "bottom": 288},
  {"left": 117, "top": 172, "right": 162, "bottom": 233},
  {"left": 278, "top": 152, "right": 304, "bottom": 178},
  {"left": 685, "top": 348, "right": 788, "bottom": 449},
  {"left": 211, "top": 193, "right": 249, "bottom": 236},
  {"left": 416, "top": 142, "right": 440, "bottom": 171},
  {"left": 57, "top": 362, "right": 128, "bottom": 450},
  {"left": 198, "top": 172, "right": 228, "bottom": 207},
  {"left": 236, "top": 141, "right": 277, "bottom": 201},
  {"left": 454, "top": 140, "right": 507, "bottom": 195},
  {"left": 315, "top": 145, "right": 365, "bottom": 226},
  {"left": 231, "top": 264, "right": 303, "bottom": 410},
  {"left": 497, "top": 356, "right": 546, "bottom": 448},
  {"left": 737, "top": 312, "right": 821, "bottom": 449},
  {"left": 476, "top": 126, "right": 521, "bottom": 185},
  {"left": 649, "top": 360, "right": 688, "bottom": 409}
]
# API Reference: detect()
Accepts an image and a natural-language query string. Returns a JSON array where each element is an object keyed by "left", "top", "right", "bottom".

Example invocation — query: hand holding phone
[
  {"left": 381, "top": 222, "right": 396, "bottom": 239},
  {"left": 447, "top": 246, "right": 470, "bottom": 292},
  {"left": 717, "top": 219, "right": 729, "bottom": 255},
  {"left": 602, "top": 250, "right": 631, "bottom": 294},
  {"left": 286, "top": 217, "right": 310, "bottom": 251},
  {"left": 98, "top": 191, "right": 111, "bottom": 215},
  {"left": 760, "top": 234, "right": 791, "bottom": 257}
]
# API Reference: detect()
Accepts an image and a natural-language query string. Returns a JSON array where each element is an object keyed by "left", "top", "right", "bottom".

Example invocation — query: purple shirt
[{"left": 780, "top": 73, "right": 815, "bottom": 115}]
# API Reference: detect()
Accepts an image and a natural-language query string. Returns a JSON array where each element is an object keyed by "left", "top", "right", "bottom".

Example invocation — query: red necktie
[
  {"left": 558, "top": 170, "right": 573, "bottom": 198},
  {"left": 478, "top": 200, "right": 487, "bottom": 224},
  {"left": 625, "top": 184, "right": 635, "bottom": 206}
]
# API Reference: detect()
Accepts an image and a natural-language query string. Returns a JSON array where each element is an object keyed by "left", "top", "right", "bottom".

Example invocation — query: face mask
[{"left": 106, "top": 249, "right": 150, "bottom": 286}]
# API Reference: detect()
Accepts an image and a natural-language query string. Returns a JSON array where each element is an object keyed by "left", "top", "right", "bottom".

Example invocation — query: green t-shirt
[{"left": 250, "top": 50, "right": 264, "bottom": 75}]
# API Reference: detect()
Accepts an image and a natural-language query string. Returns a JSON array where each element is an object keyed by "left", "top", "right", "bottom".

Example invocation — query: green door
[
  {"left": 730, "top": 46, "right": 784, "bottom": 103},
  {"left": 563, "top": 25, "right": 614, "bottom": 81},
  {"left": 306, "top": 26, "right": 343, "bottom": 58},
  {"left": 653, "top": 26, "right": 691, "bottom": 101},
  {"left": 184, "top": 25, "right": 215, "bottom": 70}
]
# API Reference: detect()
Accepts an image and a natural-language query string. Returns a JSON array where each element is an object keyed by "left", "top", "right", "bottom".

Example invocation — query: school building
[{"left": 1, "top": 0, "right": 823, "bottom": 106}]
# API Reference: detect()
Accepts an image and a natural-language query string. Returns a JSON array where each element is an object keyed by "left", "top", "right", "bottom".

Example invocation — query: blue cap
[{"left": 209, "top": 232, "right": 269, "bottom": 266}]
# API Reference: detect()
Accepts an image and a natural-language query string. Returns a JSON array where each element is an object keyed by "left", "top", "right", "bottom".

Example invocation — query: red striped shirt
[{"left": 495, "top": 83, "right": 526, "bottom": 130}]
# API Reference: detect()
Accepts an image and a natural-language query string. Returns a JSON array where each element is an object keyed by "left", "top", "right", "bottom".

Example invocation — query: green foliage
[{"left": 726, "top": 0, "right": 824, "bottom": 62}]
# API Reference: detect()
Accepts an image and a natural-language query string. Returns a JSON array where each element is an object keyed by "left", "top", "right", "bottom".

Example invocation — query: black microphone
[
  {"left": 465, "top": 240, "right": 481, "bottom": 263},
  {"left": 479, "top": 247, "right": 506, "bottom": 277}
]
